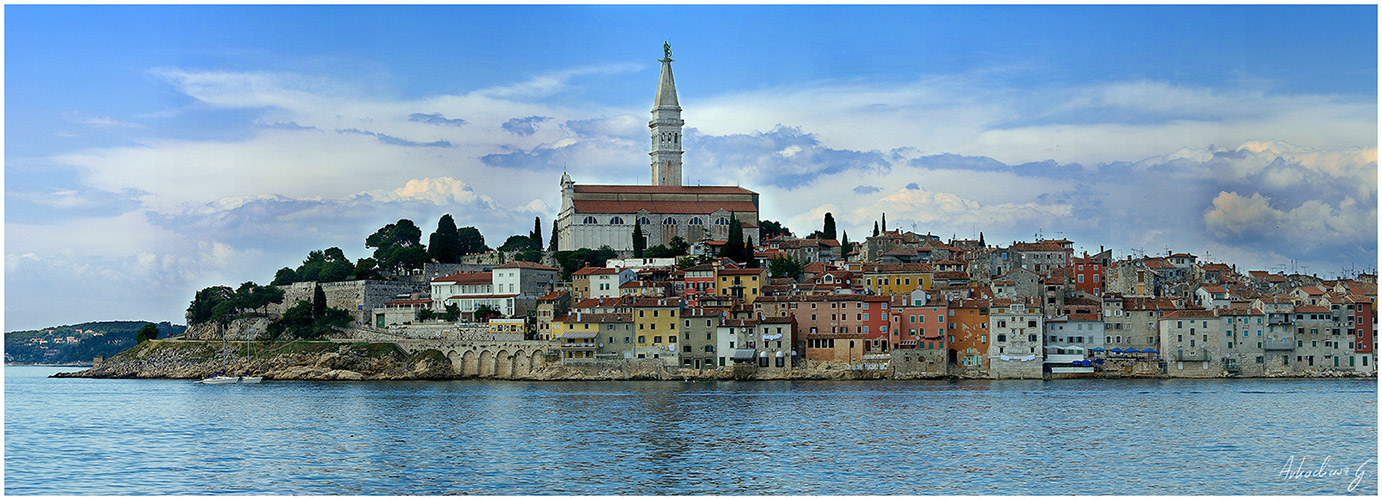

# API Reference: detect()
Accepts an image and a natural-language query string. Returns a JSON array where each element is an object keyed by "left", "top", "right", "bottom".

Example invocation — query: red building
[
  {"left": 889, "top": 301, "right": 950, "bottom": 350},
  {"left": 1073, "top": 253, "right": 1104, "bottom": 296}
]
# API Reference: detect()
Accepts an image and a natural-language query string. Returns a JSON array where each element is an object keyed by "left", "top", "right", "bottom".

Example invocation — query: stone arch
[
  {"left": 496, "top": 349, "right": 513, "bottom": 379},
  {"left": 479, "top": 350, "right": 496, "bottom": 377},
  {"left": 461, "top": 349, "right": 479, "bottom": 377},
  {"left": 513, "top": 349, "right": 530, "bottom": 377},
  {"left": 530, "top": 350, "right": 545, "bottom": 371},
  {"left": 446, "top": 350, "right": 461, "bottom": 373}
]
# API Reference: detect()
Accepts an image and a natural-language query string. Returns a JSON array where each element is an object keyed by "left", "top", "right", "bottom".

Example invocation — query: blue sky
[{"left": 5, "top": 5, "right": 1378, "bottom": 330}]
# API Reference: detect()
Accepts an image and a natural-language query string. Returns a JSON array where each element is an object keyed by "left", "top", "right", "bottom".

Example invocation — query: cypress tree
[
  {"left": 823, "top": 212, "right": 837, "bottom": 240},
  {"left": 979, "top": 232, "right": 985, "bottom": 247},
  {"left": 312, "top": 284, "right": 326, "bottom": 319},
  {"left": 549, "top": 220, "right": 559, "bottom": 251},
  {"left": 841, "top": 230, "right": 852, "bottom": 256},
  {"left": 530, "top": 216, "right": 543, "bottom": 251},
  {"left": 632, "top": 220, "right": 646, "bottom": 258},
  {"left": 720, "top": 213, "right": 744, "bottom": 263},
  {"left": 882, "top": 213, "right": 887, "bottom": 233},
  {"left": 744, "top": 236, "right": 756, "bottom": 268},
  {"left": 428, "top": 214, "right": 461, "bottom": 263},
  {"left": 873, "top": 221, "right": 879, "bottom": 237}
]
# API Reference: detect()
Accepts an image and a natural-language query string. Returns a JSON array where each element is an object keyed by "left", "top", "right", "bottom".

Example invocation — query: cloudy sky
[{"left": 5, "top": 5, "right": 1377, "bottom": 330}]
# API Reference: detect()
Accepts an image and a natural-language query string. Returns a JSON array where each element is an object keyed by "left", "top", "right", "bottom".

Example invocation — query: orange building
[{"left": 947, "top": 298, "right": 991, "bottom": 368}]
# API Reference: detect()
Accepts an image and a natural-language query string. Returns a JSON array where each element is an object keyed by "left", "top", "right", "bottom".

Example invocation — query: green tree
[
  {"left": 270, "top": 267, "right": 297, "bottom": 286},
  {"left": 416, "top": 308, "right": 436, "bottom": 322},
  {"left": 873, "top": 221, "right": 879, "bottom": 237},
  {"left": 513, "top": 249, "right": 543, "bottom": 263},
  {"left": 548, "top": 220, "right": 559, "bottom": 251},
  {"left": 552, "top": 246, "right": 618, "bottom": 279},
  {"left": 474, "top": 304, "right": 499, "bottom": 322},
  {"left": 457, "top": 226, "right": 486, "bottom": 255},
  {"left": 668, "top": 236, "right": 689, "bottom": 256},
  {"left": 769, "top": 255, "right": 805, "bottom": 280},
  {"left": 443, "top": 303, "right": 462, "bottom": 322},
  {"left": 743, "top": 237, "right": 758, "bottom": 268},
  {"left": 759, "top": 219, "right": 792, "bottom": 239},
  {"left": 499, "top": 235, "right": 535, "bottom": 252},
  {"left": 823, "top": 212, "right": 837, "bottom": 240},
  {"left": 312, "top": 284, "right": 327, "bottom": 319},
  {"left": 841, "top": 230, "right": 853, "bottom": 256},
  {"left": 632, "top": 220, "right": 646, "bottom": 258},
  {"left": 881, "top": 212, "right": 887, "bottom": 232},
  {"left": 428, "top": 214, "right": 462, "bottom": 263},
  {"left": 354, "top": 258, "right": 381, "bottom": 280},
  {"left": 530, "top": 216, "right": 543, "bottom": 251},
  {"left": 367, "top": 219, "right": 427, "bottom": 275},
  {"left": 267, "top": 300, "right": 352, "bottom": 340},
  {"left": 135, "top": 323, "right": 159, "bottom": 344},
  {"left": 187, "top": 286, "right": 235, "bottom": 325},
  {"left": 719, "top": 214, "right": 744, "bottom": 263}
]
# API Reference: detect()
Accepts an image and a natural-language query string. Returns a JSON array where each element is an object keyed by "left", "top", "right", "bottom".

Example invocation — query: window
[
  {"left": 582, "top": 216, "right": 597, "bottom": 224},
  {"left": 663, "top": 217, "right": 677, "bottom": 225},
  {"left": 689, "top": 217, "right": 704, "bottom": 225},
  {"left": 716, "top": 217, "right": 730, "bottom": 225},
  {"left": 638, "top": 216, "right": 651, "bottom": 225},
  {"left": 610, "top": 217, "right": 625, "bottom": 225}
]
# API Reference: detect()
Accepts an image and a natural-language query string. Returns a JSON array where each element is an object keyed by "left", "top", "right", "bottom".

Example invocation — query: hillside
[{"left": 4, "top": 321, "right": 188, "bottom": 365}]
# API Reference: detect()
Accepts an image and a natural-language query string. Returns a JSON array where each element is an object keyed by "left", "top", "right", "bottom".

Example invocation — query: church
[{"left": 555, "top": 44, "right": 761, "bottom": 252}]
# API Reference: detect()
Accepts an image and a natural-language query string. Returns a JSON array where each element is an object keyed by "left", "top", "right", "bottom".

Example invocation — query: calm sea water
[{"left": 4, "top": 366, "right": 1376, "bottom": 495}]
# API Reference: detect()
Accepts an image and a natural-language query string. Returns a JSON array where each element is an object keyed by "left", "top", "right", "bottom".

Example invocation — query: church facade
[{"left": 555, "top": 45, "right": 761, "bottom": 252}]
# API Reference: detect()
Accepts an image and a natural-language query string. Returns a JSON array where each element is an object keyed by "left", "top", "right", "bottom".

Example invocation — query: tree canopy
[
  {"left": 367, "top": 219, "right": 428, "bottom": 275},
  {"left": 759, "top": 219, "right": 792, "bottom": 239},
  {"left": 428, "top": 214, "right": 462, "bottom": 263},
  {"left": 823, "top": 212, "right": 837, "bottom": 240}
]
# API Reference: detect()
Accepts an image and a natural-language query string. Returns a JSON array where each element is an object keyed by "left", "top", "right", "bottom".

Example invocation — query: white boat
[
  {"left": 199, "top": 375, "right": 239, "bottom": 384},
  {"left": 239, "top": 376, "right": 263, "bottom": 384}
]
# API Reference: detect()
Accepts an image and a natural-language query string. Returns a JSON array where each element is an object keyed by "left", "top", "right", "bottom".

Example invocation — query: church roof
[
  {"left": 655, "top": 54, "right": 679, "bottom": 109},
  {"left": 571, "top": 184, "right": 759, "bottom": 215}
]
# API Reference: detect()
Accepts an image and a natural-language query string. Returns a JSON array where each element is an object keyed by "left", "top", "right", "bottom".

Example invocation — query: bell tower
[{"left": 649, "top": 41, "right": 684, "bottom": 187}]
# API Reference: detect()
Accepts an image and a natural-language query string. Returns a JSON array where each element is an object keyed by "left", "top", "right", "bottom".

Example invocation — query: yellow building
[
  {"left": 715, "top": 268, "right": 769, "bottom": 303},
  {"left": 627, "top": 298, "right": 682, "bottom": 365},
  {"left": 861, "top": 263, "right": 934, "bottom": 295}
]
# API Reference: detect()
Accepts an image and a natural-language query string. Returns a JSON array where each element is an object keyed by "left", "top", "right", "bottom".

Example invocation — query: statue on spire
[{"left": 663, "top": 41, "right": 671, "bottom": 59}]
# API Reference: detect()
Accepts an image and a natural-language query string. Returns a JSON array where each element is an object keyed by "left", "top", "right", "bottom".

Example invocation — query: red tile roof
[
  {"left": 1293, "top": 305, "right": 1331, "bottom": 313},
  {"left": 432, "top": 272, "right": 491, "bottom": 284},
  {"left": 494, "top": 261, "right": 558, "bottom": 271}
]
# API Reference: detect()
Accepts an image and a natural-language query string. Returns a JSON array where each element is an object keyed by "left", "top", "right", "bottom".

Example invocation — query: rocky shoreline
[{"left": 49, "top": 339, "right": 1377, "bottom": 382}]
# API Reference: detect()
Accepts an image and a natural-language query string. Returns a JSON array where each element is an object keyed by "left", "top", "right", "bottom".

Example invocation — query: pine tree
[
  {"left": 632, "top": 220, "right": 646, "bottom": 258},
  {"left": 823, "top": 212, "right": 837, "bottom": 240}
]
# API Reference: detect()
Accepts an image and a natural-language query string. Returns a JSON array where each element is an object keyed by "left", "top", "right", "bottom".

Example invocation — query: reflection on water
[{"left": 4, "top": 367, "right": 1376, "bottom": 495}]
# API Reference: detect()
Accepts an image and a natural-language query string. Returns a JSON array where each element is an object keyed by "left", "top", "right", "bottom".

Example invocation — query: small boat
[
  {"left": 199, "top": 375, "right": 238, "bottom": 384},
  {"left": 239, "top": 376, "right": 263, "bottom": 384}
]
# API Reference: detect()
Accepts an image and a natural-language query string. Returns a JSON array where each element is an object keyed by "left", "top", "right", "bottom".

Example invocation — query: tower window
[
  {"left": 610, "top": 217, "right": 625, "bottom": 225},
  {"left": 582, "top": 216, "right": 597, "bottom": 224}
]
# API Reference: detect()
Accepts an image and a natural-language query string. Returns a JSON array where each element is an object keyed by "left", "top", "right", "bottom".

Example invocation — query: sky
[{"left": 4, "top": 5, "right": 1378, "bottom": 331}]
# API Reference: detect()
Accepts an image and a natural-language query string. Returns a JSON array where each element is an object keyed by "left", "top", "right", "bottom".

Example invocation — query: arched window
[
  {"left": 715, "top": 217, "right": 730, "bottom": 225},
  {"left": 582, "top": 216, "right": 597, "bottom": 224},
  {"left": 638, "top": 217, "right": 651, "bottom": 225},
  {"left": 663, "top": 217, "right": 677, "bottom": 225},
  {"left": 689, "top": 217, "right": 704, "bottom": 225},
  {"left": 610, "top": 217, "right": 625, "bottom": 225}
]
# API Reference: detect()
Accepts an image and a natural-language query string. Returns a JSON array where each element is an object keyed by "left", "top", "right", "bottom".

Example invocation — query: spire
[{"left": 655, "top": 41, "right": 680, "bottom": 109}]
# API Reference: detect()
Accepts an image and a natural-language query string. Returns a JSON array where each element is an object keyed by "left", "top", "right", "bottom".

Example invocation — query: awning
[
  {"left": 733, "top": 349, "right": 757, "bottom": 362},
  {"left": 559, "top": 331, "right": 598, "bottom": 339},
  {"left": 1109, "top": 348, "right": 1125, "bottom": 353},
  {"left": 1142, "top": 348, "right": 1159, "bottom": 353}
]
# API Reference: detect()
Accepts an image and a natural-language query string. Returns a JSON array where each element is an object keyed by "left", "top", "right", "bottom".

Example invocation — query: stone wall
[
  {"left": 269, "top": 280, "right": 427, "bottom": 325},
  {"left": 890, "top": 348, "right": 948, "bottom": 378}
]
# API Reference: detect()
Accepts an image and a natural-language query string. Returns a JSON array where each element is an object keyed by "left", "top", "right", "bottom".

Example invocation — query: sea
[{"left": 3, "top": 366, "right": 1377, "bottom": 495}]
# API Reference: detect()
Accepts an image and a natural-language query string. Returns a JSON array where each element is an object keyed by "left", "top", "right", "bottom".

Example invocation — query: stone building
[
  {"left": 272, "top": 280, "right": 426, "bottom": 326},
  {"left": 555, "top": 45, "right": 760, "bottom": 252},
  {"left": 679, "top": 307, "right": 725, "bottom": 369},
  {"left": 987, "top": 298, "right": 1044, "bottom": 379}
]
